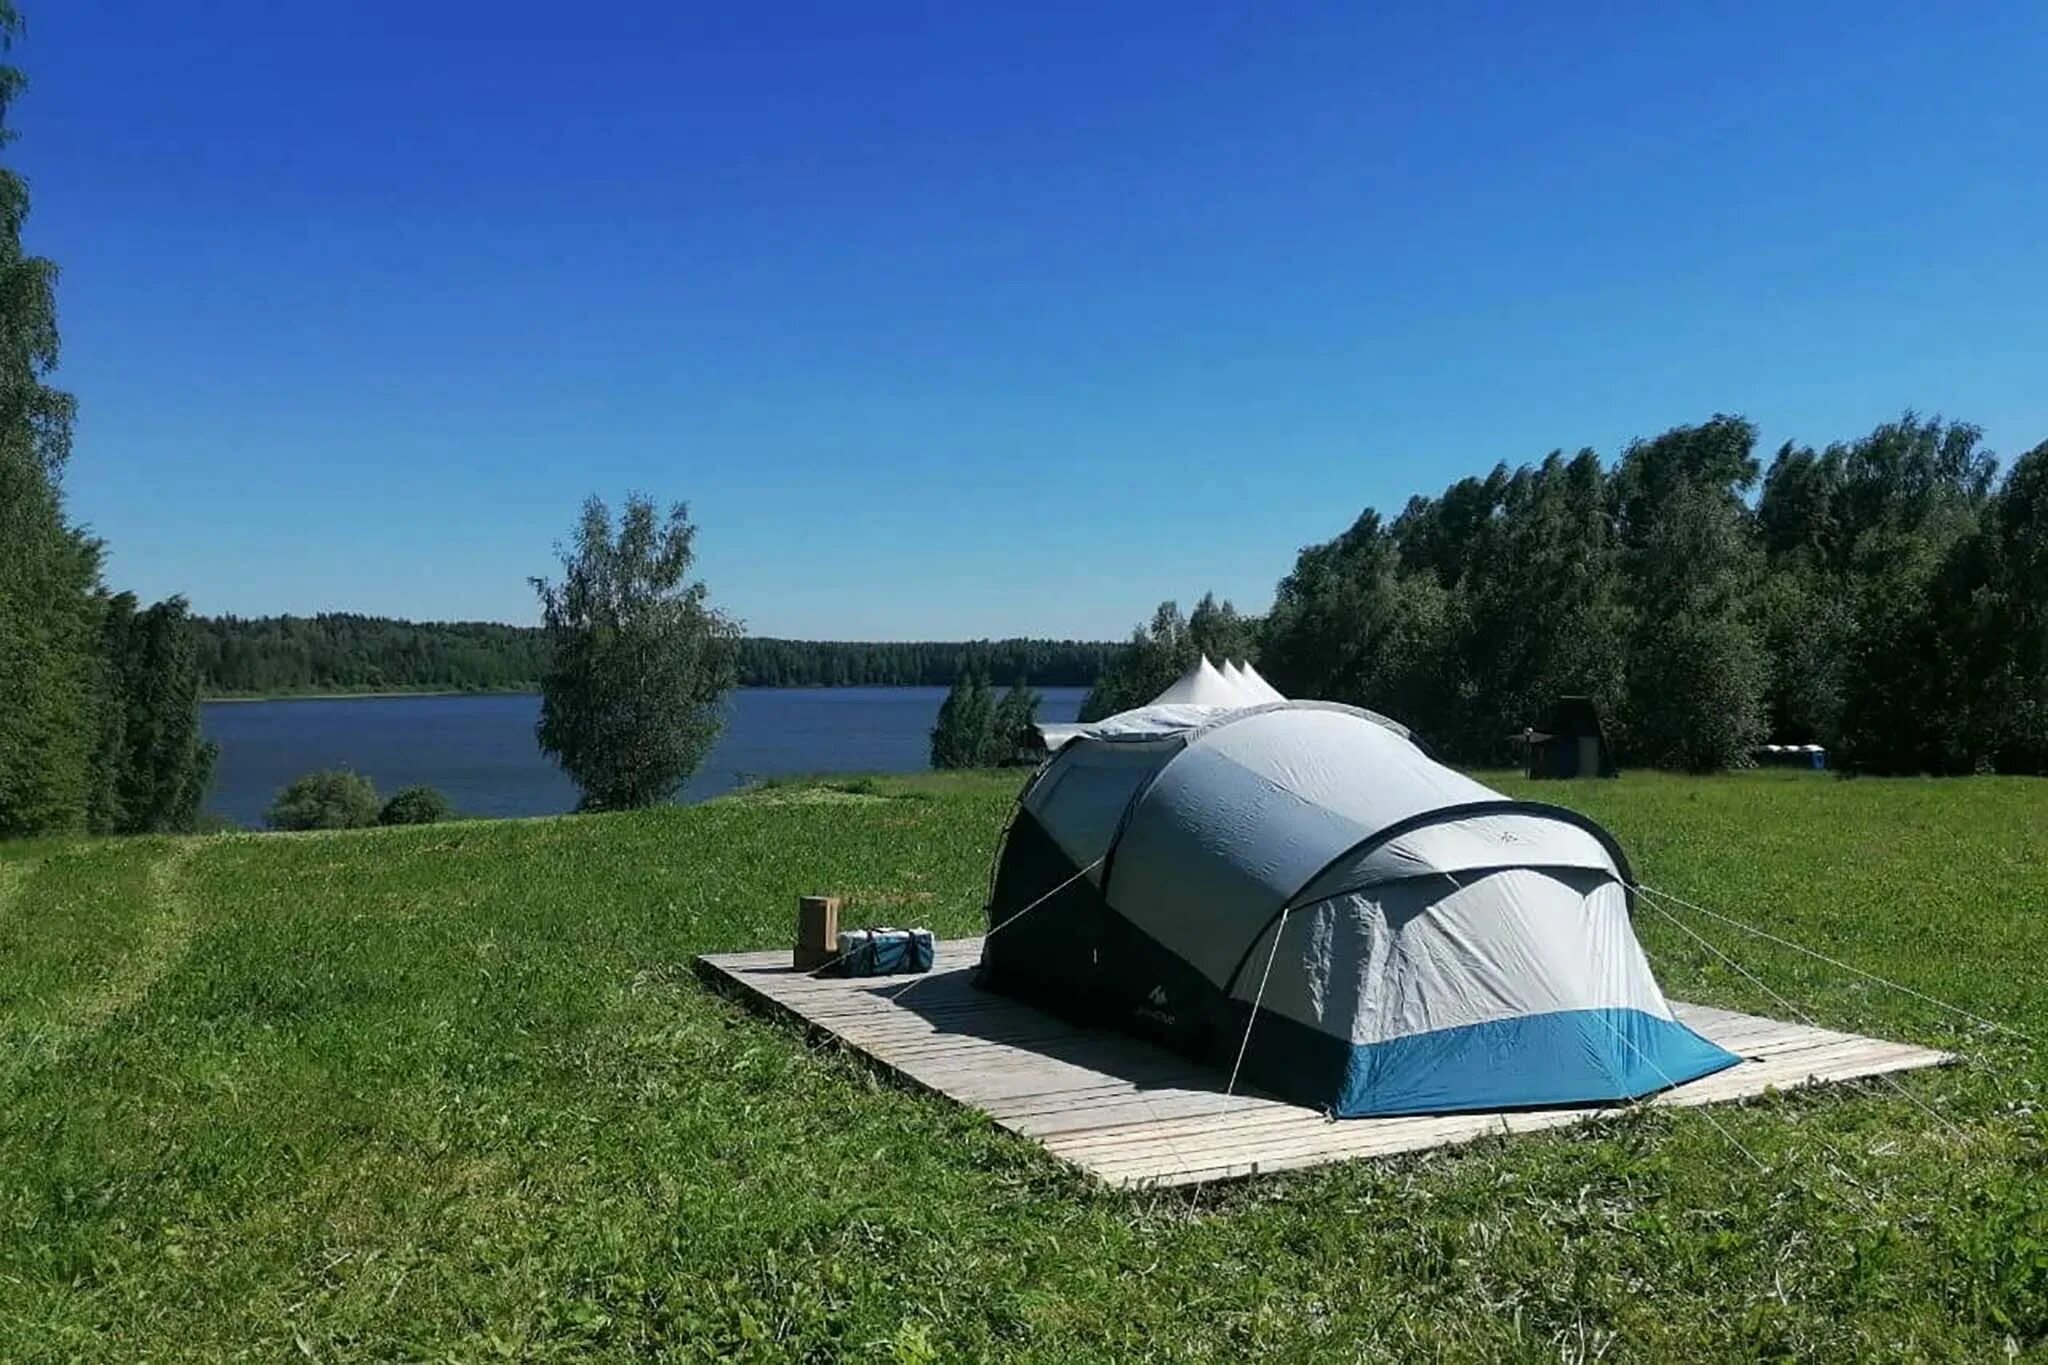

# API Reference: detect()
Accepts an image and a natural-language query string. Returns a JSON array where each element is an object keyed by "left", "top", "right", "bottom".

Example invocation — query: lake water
[{"left": 201, "top": 686, "right": 1086, "bottom": 828}]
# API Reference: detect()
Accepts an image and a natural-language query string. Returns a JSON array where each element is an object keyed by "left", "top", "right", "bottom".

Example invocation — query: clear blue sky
[{"left": 22, "top": 1, "right": 2048, "bottom": 639}]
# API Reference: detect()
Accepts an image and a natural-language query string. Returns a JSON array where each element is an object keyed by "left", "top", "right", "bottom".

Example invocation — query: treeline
[
  {"left": 1106, "top": 413, "right": 2046, "bottom": 774},
  {"left": 738, "top": 637, "right": 1116, "bottom": 688},
  {"left": 192, "top": 616, "right": 1119, "bottom": 694},
  {"left": 193, "top": 615, "right": 549, "bottom": 695},
  {"left": 0, "top": 15, "right": 214, "bottom": 838}
]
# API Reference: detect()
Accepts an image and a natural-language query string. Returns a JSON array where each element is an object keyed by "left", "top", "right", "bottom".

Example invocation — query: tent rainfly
[{"left": 980, "top": 701, "right": 1737, "bottom": 1116}]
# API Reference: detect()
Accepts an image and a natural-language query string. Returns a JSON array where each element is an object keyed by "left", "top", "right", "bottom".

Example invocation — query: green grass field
[{"left": 1, "top": 770, "right": 2043, "bottom": 1361}]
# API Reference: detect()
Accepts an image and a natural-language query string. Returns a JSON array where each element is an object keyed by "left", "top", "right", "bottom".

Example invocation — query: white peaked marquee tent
[
  {"left": 989, "top": 661, "right": 1738, "bottom": 1117},
  {"left": 1032, "top": 656, "right": 1299, "bottom": 755},
  {"left": 1146, "top": 655, "right": 1246, "bottom": 707},
  {"left": 1238, "top": 660, "right": 1286, "bottom": 703}
]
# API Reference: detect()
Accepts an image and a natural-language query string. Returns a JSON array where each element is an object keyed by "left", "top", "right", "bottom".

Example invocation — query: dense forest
[
  {"left": 194, "top": 616, "right": 549, "bottom": 695},
  {"left": 1096, "top": 413, "right": 2047, "bottom": 775},
  {"left": 0, "top": 10, "right": 214, "bottom": 838},
  {"left": 739, "top": 637, "right": 1115, "bottom": 688},
  {"left": 191, "top": 615, "right": 1119, "bottom": 694}
]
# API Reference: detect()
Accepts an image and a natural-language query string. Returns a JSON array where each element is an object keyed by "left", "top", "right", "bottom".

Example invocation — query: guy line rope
[
  {"left": 1631, "top": 880, "right": 2033, "bottom": 1047},
  {"left": 1628, "top": 884, "right": 1970, "bottom": 1142},
  {"left": 876, "top": 855, "right": 1104, "bottom": 1006},
  {"left": 1449, "top": 868, "right": 1780, "bottom": 1178},
  {"left": 881, "top": 849, "right": 1216, "bottom": 1193},
  {"left": 1182, "top": 901, "right": 1295, "bottom": 1209}
]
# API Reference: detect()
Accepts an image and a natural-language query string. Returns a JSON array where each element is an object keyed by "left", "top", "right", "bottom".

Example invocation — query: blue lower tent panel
[{"left": 1236, "top": 1006, "right": 1743, "bottom": 1117}]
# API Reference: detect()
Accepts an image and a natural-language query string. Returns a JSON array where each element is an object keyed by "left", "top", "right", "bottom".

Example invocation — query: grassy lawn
[{"left": 0, "top": 769, "right": 2043, "bottom": 1361}]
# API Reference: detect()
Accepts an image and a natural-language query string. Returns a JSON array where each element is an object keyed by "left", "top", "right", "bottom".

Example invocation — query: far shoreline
[
  {"left": 204, "top": 682, "right": 1094, "bottom": 704},
  {"left": 204, "top": 687, "right": 539, "bottom": 704}
]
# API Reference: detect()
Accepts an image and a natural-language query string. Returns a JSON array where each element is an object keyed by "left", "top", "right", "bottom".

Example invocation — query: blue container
[{"left": 828, "top": 927, "right": 935, "bottom": 977}]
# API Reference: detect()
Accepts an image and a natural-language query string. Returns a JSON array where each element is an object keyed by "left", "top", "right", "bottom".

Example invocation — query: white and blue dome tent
[{"left": 982, "top": 675, "right": 1739, "bottom": 1117}]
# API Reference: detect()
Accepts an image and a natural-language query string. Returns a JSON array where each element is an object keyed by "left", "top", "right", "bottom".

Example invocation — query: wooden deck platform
[{"left": 695, "top": 938, "right": 1951, "bottom": 1188}]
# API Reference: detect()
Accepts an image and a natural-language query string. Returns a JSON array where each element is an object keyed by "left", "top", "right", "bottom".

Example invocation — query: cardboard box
[{"left": 794, "top": 894, "right": 841, "bottom": 971}]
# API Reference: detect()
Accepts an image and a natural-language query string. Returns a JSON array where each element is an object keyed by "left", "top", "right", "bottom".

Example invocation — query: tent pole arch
[
  {"left": 1092, "top": 699, "right": 1419, "bottom": 906},
  {"left": 1216, "top": 798, "right": 1640, "bottom": 1000}
]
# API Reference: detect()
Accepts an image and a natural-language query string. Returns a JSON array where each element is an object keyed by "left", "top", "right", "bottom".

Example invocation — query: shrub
[
  {"left": 267, "top": 769, "right": 380, "bottom": 831},
  {"left": 378, "top": 785, "right": 452, "bottom": 826}
]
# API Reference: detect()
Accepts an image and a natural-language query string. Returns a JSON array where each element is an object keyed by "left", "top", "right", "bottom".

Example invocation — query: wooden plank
[
  {"left": 1079, "top": 1113, "right": 1523, "bottom": 1183},
  {"left": 695, "top": 938, "right": 1952, "bottom": 1189},
  {"left": 994, "top": 1090, "right": 1279, "bottom": 1134}
]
